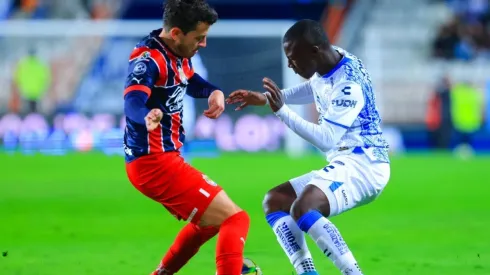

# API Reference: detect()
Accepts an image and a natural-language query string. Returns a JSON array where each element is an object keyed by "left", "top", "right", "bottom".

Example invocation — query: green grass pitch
[{"left": 1, "top": 152, "right": 489, "bottom": 275}]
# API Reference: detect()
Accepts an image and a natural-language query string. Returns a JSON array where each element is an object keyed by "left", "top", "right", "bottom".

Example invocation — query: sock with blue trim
[
  {"left": 266, "top": 211, "right": 318, "bottom": 275},
  {"left": 297, "top": 210, "right": 363, "bottom": 275}
]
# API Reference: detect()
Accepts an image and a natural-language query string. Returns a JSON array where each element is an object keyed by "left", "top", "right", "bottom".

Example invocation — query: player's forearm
[
  {"left": 281, "top": 81, "right": 314, "bottom": 105},
  {"left": 275, "top": 105, "right": 346, "bottom": 151},
  {"left": 187, "top": 73, "right": 220, "bottom": 98},
  {"left": 124, "top": 92, "right": 150, "bottom": 125}
]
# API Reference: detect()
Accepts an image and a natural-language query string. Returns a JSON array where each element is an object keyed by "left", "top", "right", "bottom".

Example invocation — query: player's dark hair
[
  {"left": 163, "top": 0, "right": 218, "bottom": 34},
  {"left": 283, "top": 19, "right": 330, "bottom": 47}
]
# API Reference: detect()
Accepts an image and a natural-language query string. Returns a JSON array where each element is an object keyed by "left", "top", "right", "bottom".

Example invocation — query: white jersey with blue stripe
[{"left": 274, "top": 46, "right": 390, "bottom": 163}]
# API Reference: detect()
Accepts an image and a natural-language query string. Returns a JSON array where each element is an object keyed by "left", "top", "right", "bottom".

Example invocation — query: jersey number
[{"left": 341, "top": 86, "right": 351, "bottom": 95}]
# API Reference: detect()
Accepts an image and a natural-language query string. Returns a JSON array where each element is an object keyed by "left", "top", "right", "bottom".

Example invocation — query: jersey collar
[{"left": 321, "top": 54, "right": 349, "bottom": 79}]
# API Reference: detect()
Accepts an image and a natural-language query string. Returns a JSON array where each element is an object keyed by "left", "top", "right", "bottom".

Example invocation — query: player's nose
[{"left": 198, "top": 37, "right": 207, "bottom": 48}]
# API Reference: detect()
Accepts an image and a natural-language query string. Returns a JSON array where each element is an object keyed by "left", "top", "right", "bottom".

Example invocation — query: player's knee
[
  {"left": 290, "top": 198, "right": 326, "bottom": 221},
  {"left": 219, "top": 210, "right": 250, "bottom": 232},
  {"left": 290, "top": 185, "right": 330, "bottom": 221},
  {"left": 200, "top": 190, "right": 242, "bottom": 227},
  {"left": 262, "top": 190, "right": 283, "bottom": 215},
  {"left": 262, "top": 183, "right": 297, "bottom": 215},
  {"left": 290, "top": 198, "right": 313, "bottom": 221},
  {"left": 240, "top": 210, "right": 251, "bottom": 227}
]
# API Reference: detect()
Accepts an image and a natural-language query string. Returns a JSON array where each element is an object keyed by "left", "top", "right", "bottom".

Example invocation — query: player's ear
[{"left": 170, "top": 27, "right": 184, "bottom": 40}]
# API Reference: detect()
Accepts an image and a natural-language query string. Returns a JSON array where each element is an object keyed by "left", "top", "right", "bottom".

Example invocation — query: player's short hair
[
  {"left": 283, "top": 19, "right": 330, "bottom": 47},
  {"left": 163, "top": 0, "right": 218, "bottom": 34}
]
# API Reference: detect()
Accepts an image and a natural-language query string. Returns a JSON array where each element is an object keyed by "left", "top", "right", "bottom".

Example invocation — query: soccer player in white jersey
[{"left": 226, "top": 19, "right": 390, "bottom": 275}]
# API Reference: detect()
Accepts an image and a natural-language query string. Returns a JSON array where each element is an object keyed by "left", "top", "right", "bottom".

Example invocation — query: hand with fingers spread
[
  {"left": 204, "top": 90, "right": 225, "bottom": 119},
  {"left": 225, "top": 89, "right": 268, "bottom": 111},
  {"left": 145, "top": 108, "right": 163, "bottom": 131},
  {"left": 262, "top": 77, "right": 285, "bottom": 113}
]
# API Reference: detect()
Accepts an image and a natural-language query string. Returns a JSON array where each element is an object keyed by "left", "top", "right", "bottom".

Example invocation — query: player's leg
[
  {"left": 291, "top": 183, "right": 363, "bottom": 275},
  {"left": 199, "top": 190, "right": 250, "bottom": 275},
  {"left": 152, "top": 223, "right": 219, "bottom": 275},
  {"left": 127, "top": 153, "right": 249, "bottom": 275},
  {"left": 153, "top": 157, "right": 249, "bottom": 275},
  {"left": 290, "top": 155, "right": 390, "bottom": 275},
  {"left": 262, "top": 176, "right": 319, "bottom": 275},
  {"left": 126, "top": 154, "right": 220, "bottom": 275},
  {"left": 158, "top": 182, "right": 249, "bottom": 275}
]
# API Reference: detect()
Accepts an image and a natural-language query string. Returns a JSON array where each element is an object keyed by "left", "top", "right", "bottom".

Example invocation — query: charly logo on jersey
[
  {"left": 165, "top": 86, "right": 186, "bottom": 112},
  {"left": 133, "top": 62, "right": 147, "bottom": 75}
]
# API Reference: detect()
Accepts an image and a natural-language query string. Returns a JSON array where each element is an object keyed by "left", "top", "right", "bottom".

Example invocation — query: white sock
[
  {"left": 267, "top": 212, "right": 317, "bottom": 274},
  {"left": 297, "top": 210, "right": 363, "bottom": 275}
]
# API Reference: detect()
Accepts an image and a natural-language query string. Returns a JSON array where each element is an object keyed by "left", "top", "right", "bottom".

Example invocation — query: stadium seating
[{"left": 352, "top": 0, "right": 490, "bottom": 124}]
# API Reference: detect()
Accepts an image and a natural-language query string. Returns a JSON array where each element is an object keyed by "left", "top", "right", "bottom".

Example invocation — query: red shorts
[{"left": 125, "top": 152, "right": 222, "bottom": 224}]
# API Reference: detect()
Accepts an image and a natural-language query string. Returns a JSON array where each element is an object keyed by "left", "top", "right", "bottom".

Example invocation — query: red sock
[
  {"left": 216, "top": 211, "right": 250, "bottom": 275},
  {"left": 152, "top": 223, "right": 219, "bottom": 274}
]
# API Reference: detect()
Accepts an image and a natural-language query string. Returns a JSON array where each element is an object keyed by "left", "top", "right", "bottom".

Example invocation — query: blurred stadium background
[{"left": 1, "top": 0, "right": 489, "bottom": 274}]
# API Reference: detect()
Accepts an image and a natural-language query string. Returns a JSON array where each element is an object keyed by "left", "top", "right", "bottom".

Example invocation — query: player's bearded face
[{"left": 175, "top": 22, "right": 210, "bottom": 58}]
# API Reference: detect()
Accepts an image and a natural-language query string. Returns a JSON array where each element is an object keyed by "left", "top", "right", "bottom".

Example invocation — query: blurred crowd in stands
[
  {"left": 0, "top": 0, "right": 122, "bottom": 20},
  {"left": 426, "top": 74, "right": 485, "bottom": 155},
  {"left": 432, "top": 0, "right": 490, "bottom": 61}
]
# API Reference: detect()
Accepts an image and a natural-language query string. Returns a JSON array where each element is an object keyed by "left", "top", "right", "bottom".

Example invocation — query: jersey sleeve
[
  {"left": 187, "top": 73, "right": 220, "bottom": 98},
  {"left": 274, "top": 104, "right": 343, "bottom": 152},
  {"left": 281, "top": 80, "right": 315, "bottom": 105},
  {"left": 123, "top": 49, "right": 160, "bottom": 98},
  {"left": 323, "top": 81, "right": 365, "bottom": 129},
  {"left": 185, "top": 57, "right": 221, "bottom": 98},
  {"left": 273, "top": 81, "right": 365, "bottom": 152}
]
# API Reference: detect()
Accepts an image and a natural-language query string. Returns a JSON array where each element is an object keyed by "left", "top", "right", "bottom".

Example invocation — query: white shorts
[{"left": 289, "top": 152, "right": 390, "bottom": 217}]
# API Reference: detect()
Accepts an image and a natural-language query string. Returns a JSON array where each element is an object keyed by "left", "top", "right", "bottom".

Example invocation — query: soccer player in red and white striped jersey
[{"left": 123, "top": 1, "right": 250, "bottom": 274}]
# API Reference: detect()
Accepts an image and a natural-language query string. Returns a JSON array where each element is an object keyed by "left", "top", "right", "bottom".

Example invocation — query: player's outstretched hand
[
  {"left": 226, "top": 89, "right": 267, "bottom": 111},
  {"left": 145, "top": 108, "right": 163, "bottom": 131},
  {"left": 205, "top": 90, "right": 225, "bottom": 119},
  {"left": 263, "top": 77, "right": 284, "bottom": 112}
]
